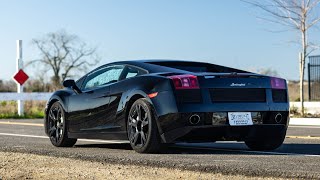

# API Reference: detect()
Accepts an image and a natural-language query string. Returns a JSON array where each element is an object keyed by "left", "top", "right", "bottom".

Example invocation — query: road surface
[{"left": 0, "top": 119, "right": 319, "bottom": 179}]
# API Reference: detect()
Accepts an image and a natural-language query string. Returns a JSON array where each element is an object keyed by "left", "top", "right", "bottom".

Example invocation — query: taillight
[
  {"left": 169, "top": 74, "right": 199, "bottom": 89},
  {"left": 270, "top": 77, "right": 286, "bottom": 89}
]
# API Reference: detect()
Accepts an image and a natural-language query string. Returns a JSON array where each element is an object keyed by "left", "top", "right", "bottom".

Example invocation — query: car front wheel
[{"left": 47, "top": 101, "right": 77, "bottom": 147}]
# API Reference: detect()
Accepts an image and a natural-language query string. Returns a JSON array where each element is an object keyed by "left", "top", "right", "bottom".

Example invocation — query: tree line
[{"left": 0, "top": 79, "right": 54, "bottom": 92}]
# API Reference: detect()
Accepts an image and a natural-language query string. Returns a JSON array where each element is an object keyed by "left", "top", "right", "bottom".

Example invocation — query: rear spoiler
[
  {"left": 150, "top": 72, "right": 267, "bottom": 78},
  {"left": 197, "top": 72, "right": 266, "bottom": 78}
]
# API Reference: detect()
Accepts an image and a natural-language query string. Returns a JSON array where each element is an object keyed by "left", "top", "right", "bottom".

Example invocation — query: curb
[{"left": 289, "top": 118, "right": 320, "bottom": 126}]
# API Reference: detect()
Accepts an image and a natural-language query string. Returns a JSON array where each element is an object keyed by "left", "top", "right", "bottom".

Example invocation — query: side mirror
[
  {"left": 63, "top": 79, "right": 75, "bottom": 88},
  {"left": 63, "top": 79, "right": 82, "bottom": 94}
]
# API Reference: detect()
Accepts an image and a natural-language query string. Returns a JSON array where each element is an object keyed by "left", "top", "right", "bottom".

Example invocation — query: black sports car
[{"left": 44, "top": 60, "right": 289, "bottom": 153}]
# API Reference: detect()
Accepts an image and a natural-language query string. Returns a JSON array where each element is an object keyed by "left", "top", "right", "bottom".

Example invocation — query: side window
[
  {"left": 123, "top": 66, "right": 147, "bottom": 80},
  {"left": 83, "top": 65, "right": 124, "bottom": 90}
]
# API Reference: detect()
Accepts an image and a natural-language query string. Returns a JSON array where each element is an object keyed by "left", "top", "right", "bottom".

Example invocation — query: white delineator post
[{"left": 16, "top": 40, "right": 24, "bottom": 116}]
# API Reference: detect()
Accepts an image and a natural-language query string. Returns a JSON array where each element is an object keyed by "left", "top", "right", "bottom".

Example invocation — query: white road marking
[
  {"left": 2, "top": 121, "right": 320, "bottom": 129},
  {"left": 289, "top": 125, "right": 320, "bottom": 129},
  {"left": 0, "top": 121, "right": 43, "bottom": 126},
  {"left": 0, "top": 133, "right": 47, "bottom": 139},
  {"left": 287, "top": 136, "right": 320, "bottom": 140},
  {"left": 0, "top": 133, "right": 128, "bottom": 144}
]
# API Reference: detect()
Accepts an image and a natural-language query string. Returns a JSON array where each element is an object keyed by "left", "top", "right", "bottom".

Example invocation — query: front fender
[{"left": 44, "top": 90, "right": 72, "bottom": 135}]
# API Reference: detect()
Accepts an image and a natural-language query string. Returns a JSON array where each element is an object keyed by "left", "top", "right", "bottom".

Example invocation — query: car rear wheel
[
  {"left": 47, "top": 101, "right": 77, "bottom": 147},
  {"left": 127, "top": 98, "right": 161, "bottom": 153},
  {"left": 245, "top": 135, "right": 285, "bottom": 151}
]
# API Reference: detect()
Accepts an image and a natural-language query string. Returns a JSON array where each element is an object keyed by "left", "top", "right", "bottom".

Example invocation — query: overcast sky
[{"left": 0, "top": 0, "right": 319, "bottom": 81}]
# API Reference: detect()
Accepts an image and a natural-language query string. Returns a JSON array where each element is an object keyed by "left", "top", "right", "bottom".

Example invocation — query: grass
[
  {"left": 0, "top": 101, "right": 46, "bottom": 119},
  {"left": 288, "top": 82, "right": 309, "bottom": 101}
]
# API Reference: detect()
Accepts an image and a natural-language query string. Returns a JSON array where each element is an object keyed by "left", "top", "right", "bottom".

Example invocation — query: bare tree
[
  {"left": 243, "top": 0, "right": 320, "bottom": 116},
  {"left": 28, "top": 30, "right": 100, "bottom": 88},
  {"left": 256, "top": 67, "right": 279, "bottom": 77}
]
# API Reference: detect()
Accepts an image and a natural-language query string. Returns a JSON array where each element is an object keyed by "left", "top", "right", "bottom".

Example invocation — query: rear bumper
[{"left": 157, "top": 111, "right": 289, "bottom": 143}]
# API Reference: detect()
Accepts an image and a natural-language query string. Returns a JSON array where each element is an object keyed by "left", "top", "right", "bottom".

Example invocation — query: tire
[
  {"left": 127, "top": 98, "right": 162, "bottom": 153},
  {"left": 46, "top": 101, "right": 77, "bottom": 147},
  {"left": 245, "top": 135, "right": 285, "bottom": 151}
]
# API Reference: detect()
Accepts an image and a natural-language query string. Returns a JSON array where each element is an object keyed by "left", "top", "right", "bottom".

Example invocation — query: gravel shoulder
[{"left": 0, "top": 152, "right": 285, "bottom": 180}]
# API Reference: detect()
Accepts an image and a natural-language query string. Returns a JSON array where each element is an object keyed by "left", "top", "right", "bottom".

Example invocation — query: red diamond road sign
[{"left": 13, "top": 69, "right": 29, "bottom": 85}]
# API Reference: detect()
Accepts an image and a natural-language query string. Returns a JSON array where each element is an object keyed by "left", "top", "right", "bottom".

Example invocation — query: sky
[{"left": 0, "top": 0, "right": 319, "bottom": 81}]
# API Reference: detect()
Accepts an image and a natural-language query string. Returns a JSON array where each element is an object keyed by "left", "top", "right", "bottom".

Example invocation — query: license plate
[{"left": 228, "top": 112, "right": 253, "bottom": 126}]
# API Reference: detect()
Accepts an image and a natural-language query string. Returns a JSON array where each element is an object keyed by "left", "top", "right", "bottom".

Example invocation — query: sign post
[
  {"left": 15, "top": 40, "right": 24, "bottom": 116},
  {"left": 13, "top": 40, "right": 29, "bottom": 116}
]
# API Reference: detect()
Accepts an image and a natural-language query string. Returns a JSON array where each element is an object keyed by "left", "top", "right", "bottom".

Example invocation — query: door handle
[
  {"left": 85, "top": 90, "right": 94, "bottom": 94},
  {"left": 100, "top": 92, "right": 110, "bottom": 98}
]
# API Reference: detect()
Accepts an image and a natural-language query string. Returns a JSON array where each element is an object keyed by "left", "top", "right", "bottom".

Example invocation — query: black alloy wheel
[
  {"left": 47, "top": 101, "right": 77, "bottom": 147},
  {"left": 127, "top": 98, "right": 161, "bottom": 153}
]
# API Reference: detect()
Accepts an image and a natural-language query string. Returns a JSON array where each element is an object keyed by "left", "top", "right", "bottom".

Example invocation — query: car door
[
  {"left": 108, "top": 65, "right": 148, "bottom": 129},
  {"left": 68, "top": 65, "right": 125, "bottom": 132}
]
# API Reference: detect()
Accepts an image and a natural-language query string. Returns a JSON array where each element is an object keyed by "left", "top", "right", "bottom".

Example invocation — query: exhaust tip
[
  {"left": 275, "top": 113, "right": 283, "bottom": 123},
  {"left": 189, "top": 114, "right": 201, "bottom": 125}
]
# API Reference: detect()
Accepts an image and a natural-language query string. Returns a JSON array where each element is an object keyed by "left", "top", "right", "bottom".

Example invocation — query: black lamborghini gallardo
[{"left": 44, "top": 60, "right": 289, "bottom": 153}]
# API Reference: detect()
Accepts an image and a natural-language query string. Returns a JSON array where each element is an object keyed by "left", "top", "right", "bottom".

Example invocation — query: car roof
[
  {"left": 110, "top": 59, "right": 193, "bottom": 73},
  {"left": 90, "top": 59, "right": 249, "bottom": 75}
]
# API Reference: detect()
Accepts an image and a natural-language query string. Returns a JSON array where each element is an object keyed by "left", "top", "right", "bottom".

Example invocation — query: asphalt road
[{"left": 0, "top": 119, "right": 320, "bottom": 179}]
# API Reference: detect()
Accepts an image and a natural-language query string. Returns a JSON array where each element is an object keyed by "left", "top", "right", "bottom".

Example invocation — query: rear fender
[
  {"left": 115, "top": 89, "right": 168, "bottom": 140},
  {"left": 116, "top": 76, "right": 173, "bottom": 117},
  {"left": 117, "top": 90, "right": 154, "bottom": 119}
]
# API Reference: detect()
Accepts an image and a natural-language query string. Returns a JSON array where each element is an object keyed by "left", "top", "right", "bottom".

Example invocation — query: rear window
[
  {"left": 146, "top": 61, "right": 247, "bottom": 73},
  {"left": 167, "top": 66, "right": 207, "bottom": 72}
]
